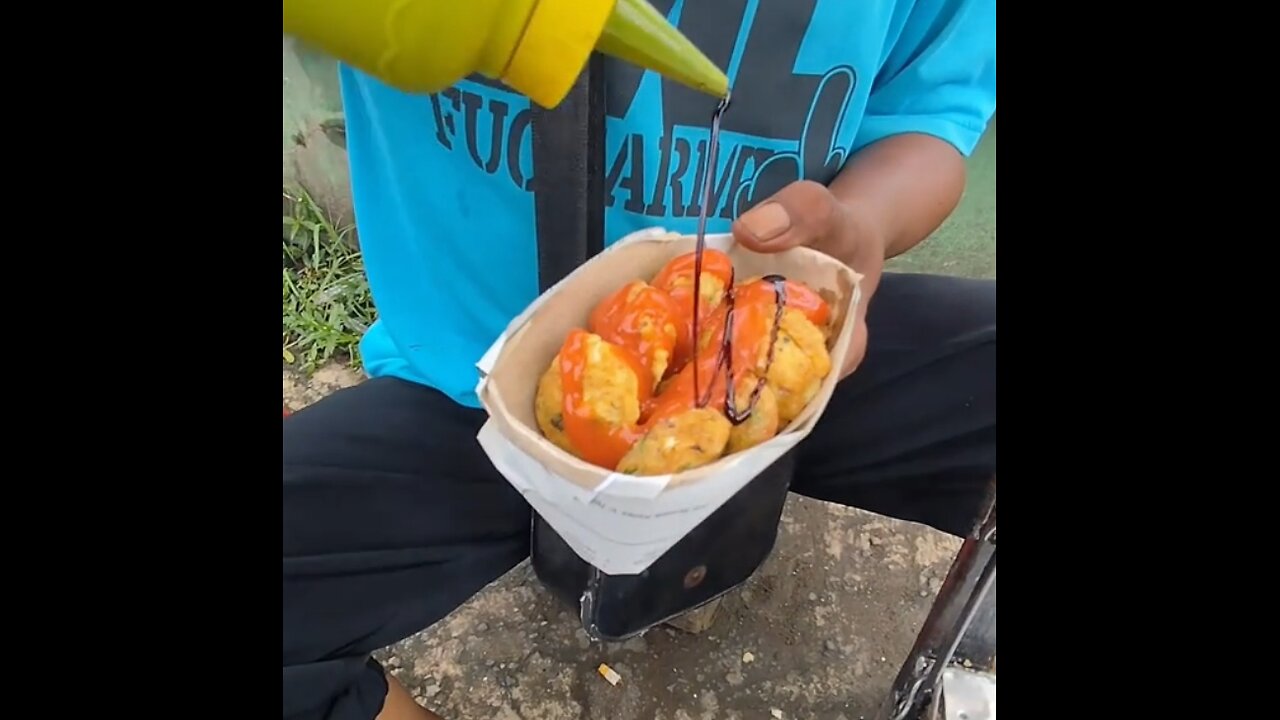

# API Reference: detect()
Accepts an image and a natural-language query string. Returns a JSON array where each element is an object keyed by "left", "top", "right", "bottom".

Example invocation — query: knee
[
  {"left": 934, "top": 276, "right": 994, "bottom": 350},
  {"left": 971, "top": 278, "right": 996, "bottom": 334},
  {"left": 872, "top": 273, "right": 995, "bottom": 348},
  {"left": 942, "top": 276, "right": 995, "bottom": 338}
]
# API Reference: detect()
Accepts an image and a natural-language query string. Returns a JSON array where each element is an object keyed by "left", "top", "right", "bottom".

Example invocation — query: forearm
[{"left": 828, "top": 133, "right": 967, "bottom": 260}]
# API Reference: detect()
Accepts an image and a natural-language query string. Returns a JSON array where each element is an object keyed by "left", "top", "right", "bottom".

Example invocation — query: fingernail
[{"left": 740, "top": 202, "right": 791, "bottom": 241}]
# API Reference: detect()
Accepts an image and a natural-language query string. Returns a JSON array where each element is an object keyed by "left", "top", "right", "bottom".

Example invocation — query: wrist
[
  {"left": 827, "top": 195, "right": 887, "bottom": 316},
  {"left": 833, "top": 195, "right": 890, "bottom": 265}
]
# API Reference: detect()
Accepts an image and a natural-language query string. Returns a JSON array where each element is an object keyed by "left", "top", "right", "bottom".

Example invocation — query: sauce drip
[
  {"left": 690, "top": 274, "right": 787, "bottom": 425},
  {"left": 636, "top": 270, "right": 831, "bottom": 431},
  {"left": 691, "top": 93, "right": 731, "bottom": 405},
  {"left": 687, "top": 93, "right": 787, "bottom": 426},
  {"left": 651, "top": 249, "right": 733, "bottom": 374},
  {"left": 723, "top": 275, "right": 787, "bottom": 424}
]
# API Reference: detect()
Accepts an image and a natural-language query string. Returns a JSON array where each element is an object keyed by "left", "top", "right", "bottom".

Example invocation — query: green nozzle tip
[{"left": 597, "top": 0, "right": 730, "bottom": 100}]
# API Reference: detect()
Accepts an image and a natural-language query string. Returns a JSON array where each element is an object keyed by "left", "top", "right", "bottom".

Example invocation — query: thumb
[{"left": 732, "top": 180, "right": 834, "bottom": 253}]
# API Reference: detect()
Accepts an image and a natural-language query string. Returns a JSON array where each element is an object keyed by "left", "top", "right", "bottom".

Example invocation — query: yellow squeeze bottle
[{"left": 281, "top": 0, "right": 730, "bottom": 108}]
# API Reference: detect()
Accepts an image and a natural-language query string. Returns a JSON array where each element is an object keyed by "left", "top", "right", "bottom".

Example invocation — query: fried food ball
[
  {"left": 535, "top": 358, "right": 574, "bottom": 455},
  {"left": 616, "top": 407, "right": 732, "bottom": 476},
  {"left": 735, "top": 276, "right": 833, "bottom": 337},
  {"left": 690, "top": 278, "right": 834, "bottom": 428},
  {"left": 766, "top": 309, "right": 832, "bottom": 424},
  {"left": 666, "top": 271, "right": 728, "bottom": 317},
  {"left": 652, "top": 250, "right": 735, "bottom": 373},
  {"left": 534, "top": 331, "right": 648, "bottom": 467},
  {"left": 726, "top": 375, "right": 780, "bottom": 454},
  {"left": 589, "top": 280, "right": 680, "bottom": 387},
  {"left": 652, "top": 249, "right": 733, "bottom": 322}
]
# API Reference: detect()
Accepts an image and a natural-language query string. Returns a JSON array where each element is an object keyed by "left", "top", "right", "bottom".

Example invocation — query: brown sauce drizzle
[
  {"left": 691, "top": 93, "right": 730, "bottom": 406},
  {"left": 689, "top": 94, "right": 790, "bottom": 426},
  {"left": 695, "top": 273, "right": 787, "bottom": 425}
]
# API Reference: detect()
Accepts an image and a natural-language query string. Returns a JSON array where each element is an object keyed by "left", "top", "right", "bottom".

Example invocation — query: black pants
[{"left": 283, "top": 272, "right": 996, "bottom": 720}]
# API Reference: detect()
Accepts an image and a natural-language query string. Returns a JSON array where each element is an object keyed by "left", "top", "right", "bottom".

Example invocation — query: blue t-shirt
[{"left": 339, "top": 0, "right": 996, "bottom": 408}]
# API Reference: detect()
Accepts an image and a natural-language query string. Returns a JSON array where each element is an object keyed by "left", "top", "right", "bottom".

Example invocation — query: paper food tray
[{"left": 475, "top": 227, "right": 863, "bottom": 574}]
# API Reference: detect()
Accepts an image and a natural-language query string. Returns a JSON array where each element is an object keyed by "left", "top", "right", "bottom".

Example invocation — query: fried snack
[
  {"left": 616, "top": 407, "right": 732, "bottom": 476},
  {"left": 651, "top": 249, "right": 733, "bottom": 318},
  {"left": 588, "top": 280, "right": 681, "bottom": 388},
  {"left": 766, "top": 309, "right": 832, "bottom": 424},
  {"left": 726, "top": 374, "right": 780, "bottom": 454},
  {"left": 534, "top": 330, "right": 651, "bottom": 469},
  {"left": 532, "top": 258, "right": 835, "bottom": 473},
  {"left": 696, "top": 278, "right": 833, "bottom": 427},
  {"left": 736, "top": 275, "right": 833, "bottom": 333},
  {"left": 652, "top": 249, "right": 735, "bottom": 373},
  {"left": 535, "top": 359, "right": 574, "bottom": 454}
]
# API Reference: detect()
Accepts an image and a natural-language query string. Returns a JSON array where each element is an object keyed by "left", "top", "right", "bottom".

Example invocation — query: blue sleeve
[{"left": 853, "top": 0, "right": 996, "bottom": 157}]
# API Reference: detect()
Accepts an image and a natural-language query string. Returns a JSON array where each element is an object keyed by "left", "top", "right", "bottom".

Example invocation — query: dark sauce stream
[
  {"left": 690, "top": 94, "right": 788, "bottom": 426},
  {"left": 697, "top": 273, "right": 787, "bottom": 425}
]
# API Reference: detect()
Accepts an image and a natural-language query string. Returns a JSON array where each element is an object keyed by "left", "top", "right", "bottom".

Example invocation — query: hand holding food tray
[{"left": 476, "top": 227, "right": 863, "bottom": 575}]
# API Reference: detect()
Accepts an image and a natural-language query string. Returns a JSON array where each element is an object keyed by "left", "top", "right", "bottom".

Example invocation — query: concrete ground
[{"left": 282, "top": 122, "right": 995, "bottom": 719}]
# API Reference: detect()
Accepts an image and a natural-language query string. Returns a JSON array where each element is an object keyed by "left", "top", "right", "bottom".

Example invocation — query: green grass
[
  {"left": 282, "top": 188, "right": 376, "bottom": 374},
  {"left": 884, "top": 120, "right": 996, "bottom": 279}
]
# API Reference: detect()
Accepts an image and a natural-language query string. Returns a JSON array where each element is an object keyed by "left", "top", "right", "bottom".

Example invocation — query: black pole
[
  {"left": 530, "top": 55, "right": 607, "bottom": 292},
  {"left": 875, "top": 476, "right": 997, "bottom": 720}
]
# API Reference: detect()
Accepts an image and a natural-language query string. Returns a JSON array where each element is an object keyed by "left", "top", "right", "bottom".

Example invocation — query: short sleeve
[{"left": 853, "top": 0, "right": 996, "bottom": 157}]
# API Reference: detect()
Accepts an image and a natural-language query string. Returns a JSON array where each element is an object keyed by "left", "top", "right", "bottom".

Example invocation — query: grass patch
[{"left": 283, "top": 188, "right": 375, "bottom": 373}]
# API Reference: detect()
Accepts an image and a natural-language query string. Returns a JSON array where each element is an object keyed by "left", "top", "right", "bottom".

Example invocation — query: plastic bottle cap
[{"left": 502, "top": 0, "right": 617, "bottom": 108}]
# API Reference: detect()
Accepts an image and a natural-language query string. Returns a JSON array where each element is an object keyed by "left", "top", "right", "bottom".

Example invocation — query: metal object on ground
[
  {"left": 877, "top": 476, "right": 997, "bottom": 720},
  {"left": 939, "top": 668, "right": 996, "bottom": 720}
]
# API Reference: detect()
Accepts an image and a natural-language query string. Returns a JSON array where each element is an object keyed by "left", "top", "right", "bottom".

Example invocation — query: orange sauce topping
[
  {"left": 588, "top": 281, "right": 681, "bottom": 381},
  {"left": 652, "top": 249, "right": 734, "bottom": 374},
  {"left": 558, "top": 329, "right": 649, "bottom": 469}
]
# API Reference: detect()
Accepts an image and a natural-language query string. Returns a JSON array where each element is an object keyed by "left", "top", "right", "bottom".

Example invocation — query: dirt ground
[{"left": 285, "top": 364, "right": 965, "bottom": 720}]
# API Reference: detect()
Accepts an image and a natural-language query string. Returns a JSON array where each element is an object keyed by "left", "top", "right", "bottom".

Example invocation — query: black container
[{"left": 530, "top": 452, "right": 797, "bottom": 640}]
